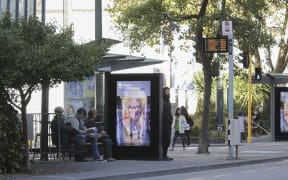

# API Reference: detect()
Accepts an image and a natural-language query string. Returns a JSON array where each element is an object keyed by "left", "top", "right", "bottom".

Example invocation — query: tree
[
  {"left": 0, "top": 90, "right": 27, "bottom": 173},
  {"left": 107, "top": 0, "right": 272, "bottom": 153},
  {"left": 193, "top": 68, "right": 270, "bottom": 118},
  {"left": 261, "top": 1, "right": 288, "bottom": 73},
  {"left": 0, "top": 13, "right": 110, "bottom": 171}
]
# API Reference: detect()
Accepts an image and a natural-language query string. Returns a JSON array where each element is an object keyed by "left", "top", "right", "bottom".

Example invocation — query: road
[{"left": 134, "top": 159, "right": 288, "bottom": 180}]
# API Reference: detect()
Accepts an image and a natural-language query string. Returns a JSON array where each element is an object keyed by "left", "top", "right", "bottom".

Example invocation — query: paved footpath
[{"left": 3, "top": 136, "right": 288, "bottom": 180}]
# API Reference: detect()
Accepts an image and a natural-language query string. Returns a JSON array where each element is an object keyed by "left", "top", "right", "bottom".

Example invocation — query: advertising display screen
[
  {"left": 116, "top": 81, "right": 151, "bottom": 146},
  {"left": 107, "top": 73, "right": 162, "bottom": 159},
  {"left": 280, "top": 91, "right": 288, "bottom": 133},
  {"left": 275, "top": 87, "right": 288, "bottom": 140}
]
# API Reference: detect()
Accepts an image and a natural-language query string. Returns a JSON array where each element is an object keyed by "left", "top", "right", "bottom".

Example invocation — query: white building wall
[
  {"left": 25, "top": 0, "right": 200, "bottom": 115},
  {"left": 27, "top": 84, "right": 64, "bottom": 113}
]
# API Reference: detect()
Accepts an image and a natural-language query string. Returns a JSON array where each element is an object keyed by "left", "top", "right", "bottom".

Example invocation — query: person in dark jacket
[
  {"left": 162, "top": 87, "right": 173, "bottom": 161},
  {"left": 50, "top": 106, "right": 86, "bottom": 162}
]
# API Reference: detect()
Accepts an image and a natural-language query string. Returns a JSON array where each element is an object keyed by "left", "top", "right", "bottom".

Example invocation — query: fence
[{"left": 22, "top": 113, "right": 56, "bottom": 159}]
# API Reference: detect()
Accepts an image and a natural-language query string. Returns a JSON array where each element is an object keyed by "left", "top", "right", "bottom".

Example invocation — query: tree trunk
[
  {"left": 40, "top": 84, "right": 49, "bottom": 161},
  {"left": 196, "top": 22, "right": 212, "bottom": 153},
  {"left": 21, "top": 96, "right": 31, "bottom": 170},
  {"left": 197, "top": 55, "right": 212, "bottom": 154},
  {"left": 274, "top": 4, "right": 288, "bottom": 73}
]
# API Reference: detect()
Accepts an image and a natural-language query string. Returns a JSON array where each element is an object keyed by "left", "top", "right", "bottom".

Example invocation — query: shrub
[{"left": 0, "top": 101, "right": 27, "bottom": 173}]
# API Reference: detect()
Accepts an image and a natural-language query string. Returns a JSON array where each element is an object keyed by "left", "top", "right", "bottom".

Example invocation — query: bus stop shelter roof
[
  {"left": 97, "top": 53, "right": 164, "bottom": 72},
  {"left": 84, "top": 39, "right": 163, "bottom": 72}
]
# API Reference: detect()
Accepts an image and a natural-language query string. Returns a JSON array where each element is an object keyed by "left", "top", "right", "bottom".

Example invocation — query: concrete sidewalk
[{"left": 7, "top": 137, "right": 288, "bottom": 180}]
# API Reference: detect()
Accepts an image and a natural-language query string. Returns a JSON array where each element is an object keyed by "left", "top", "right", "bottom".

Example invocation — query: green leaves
[
  {"left": 192, "top": 69, "right": 269, "bottom": 116},
  {"left": 0, "top": 100, "right": 27, "bottom": 173},
  {"left": 0, "top": 14, "right": 109, "bottom": 90},
  {"left": 0, "top": 13, "right": 110, "bottom": 172},
  {"left": 107, "top": 0, "right": 273, "bottom": 57}
]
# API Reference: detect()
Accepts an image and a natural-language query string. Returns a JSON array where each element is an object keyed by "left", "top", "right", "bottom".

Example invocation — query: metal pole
[
  {"left": 235, "top": 145, "right": 238, "bottom": 160},
  {"left": 227, "top": 35, "right": 233, "bottom": 160},
  {"left": 40, "top": 0, "right": 49, "bottom": 161},
  {"left": 41, "top": 0, "right": 45, "bottom": 23},
  {"left": 216, "top": 76, "right": 224, "bottom": 131},
  {"left": 228, "top": 37, "right": 234, "bottom": 128},
  {"left": 33, "top": 0, "right": 36, "bottom": 16},
  {"left": 222, "top": 20, "right": 234, "bottom": 160},
  {"left": 95, "top": 0, "right": 102, "bottom": 41},
  {"left": 270, "top": 83, "right": 275, "bottom": 141},
  {"left": 15, "top": 0, "right": 19, "bottom": 20},
  {"left": 247, "top": 53, "right": 252, "bottom": 144},
  {"left": 24, "top": 0, "right": 27, "bottom": 19},
  {"left": 40, "top": 86, "right": 49, "bottom": 160},
  {"left": 57, "top": 113, "right": 61, "bottom": 159}
]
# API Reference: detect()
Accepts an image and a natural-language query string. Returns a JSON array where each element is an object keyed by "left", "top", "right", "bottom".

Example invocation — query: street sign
[
  {"left": 222, "top": 21, "right": 233, "bottom": 36},
  {"left": 203, "top": 37, "right": 228, "bottom": 53},
  {"left": 222, "top": 20, "right": 234, "bottom": 160}
]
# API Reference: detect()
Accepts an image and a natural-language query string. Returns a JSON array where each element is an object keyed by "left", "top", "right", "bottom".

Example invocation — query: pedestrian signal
[{"left": 254, "top": 67, "right": 262, "bottom": 81}]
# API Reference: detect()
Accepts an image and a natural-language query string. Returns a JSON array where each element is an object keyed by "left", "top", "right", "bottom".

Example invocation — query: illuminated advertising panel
[
  {"left": 116, "top": 81, "right": 151, "bottom": 146},
  {"left": 280, "top": 91, "right": 288, "bottom": 133},
  {"left": 275, "top": 87, "right": 288, "bottom": 140},
  {"left": 108, "top": 73, "right": 163, "bottom": 159}
]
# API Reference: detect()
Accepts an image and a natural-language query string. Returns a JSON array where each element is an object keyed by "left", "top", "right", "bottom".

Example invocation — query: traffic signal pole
[{"left": 247, "top": 53, "right": 252, "bottom": 144}]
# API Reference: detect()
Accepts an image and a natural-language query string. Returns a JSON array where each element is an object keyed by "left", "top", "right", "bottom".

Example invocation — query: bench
[
  {"left": 30, "top": 142, "right": 104, "bottom": 161},
  {"left": 60, "top": 147, "right": 86, "bottom": 160},
  {"left": 62, "top": 142, "right": 104, "bottom": 160},
  {"left": 32, "top": 130, "right": 105, "bottom": 161}
]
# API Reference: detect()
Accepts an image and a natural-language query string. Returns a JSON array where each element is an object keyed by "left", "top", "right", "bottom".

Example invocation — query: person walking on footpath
[
  {"left": 181, "top": 106, "right": 194, "bottom": 145},
  {"left": 162, "top": 87, "right": 173, "bottom": 161},
  {"left": 171, "top": 107, "right": 187, "bottom": 151}
]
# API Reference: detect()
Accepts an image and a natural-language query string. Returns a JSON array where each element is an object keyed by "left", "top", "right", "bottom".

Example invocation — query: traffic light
[
  {"left": 254, "top": 67, "right": 262, "bottom": 81},
  {"left": 242, "top": 52, "right": 249, "bottom": 68}
]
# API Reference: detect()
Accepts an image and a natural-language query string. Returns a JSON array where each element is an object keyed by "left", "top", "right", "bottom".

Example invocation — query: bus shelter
[{"left": 252, "top": 73, "right": 288, "bottom": 141}]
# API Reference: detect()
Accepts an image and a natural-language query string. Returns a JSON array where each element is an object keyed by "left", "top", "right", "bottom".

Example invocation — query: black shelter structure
[
  {"left": 98, "top": 54, "right": 163, "bottom": 72},
  {"left": 94, "top": 53, "right": 163, "bottom": 143},
  {"left": 93, "top": 56, "right": 164, "bottom": 160},
  {"left": 252, "top": 73, "right": 288, "bottom": 141}
]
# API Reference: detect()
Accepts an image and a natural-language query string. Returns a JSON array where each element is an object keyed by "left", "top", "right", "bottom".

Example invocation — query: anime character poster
[
  {"left": 280, "top": 91, "right": 288, "bottom": 133},
  {"left": 64, "top": 76, "right": 96, "bottom": 113},
  {"left": 116, "top": 81, "right": 151, "bottom": 146},
  {"left": 65, "top": 81, "right": 84, "bottom": 100}
]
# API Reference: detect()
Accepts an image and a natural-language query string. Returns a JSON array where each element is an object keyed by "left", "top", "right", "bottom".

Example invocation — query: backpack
[{"left": 186, "top": 117, "right": 194, "bottom": 127}]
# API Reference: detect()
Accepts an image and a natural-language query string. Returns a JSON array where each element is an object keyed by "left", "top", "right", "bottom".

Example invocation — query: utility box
[{"left": 228, "top": 119, "right": 241, "bottom": 145}]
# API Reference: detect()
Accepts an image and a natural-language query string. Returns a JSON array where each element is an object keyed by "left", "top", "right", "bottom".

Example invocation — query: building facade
[{"left": 0, "top": 0, "right": 199, "bottom": 115}]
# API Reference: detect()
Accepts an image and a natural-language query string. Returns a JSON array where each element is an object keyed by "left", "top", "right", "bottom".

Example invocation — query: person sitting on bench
[
  {"left": 85, "top": 109, "right": 115, "bottom": 162},
  {"left": 76, "top": 108, "right": 103, "bottom": 161},
  {"left": 50, "top": 106, "right": 86, "bottom": 162}
]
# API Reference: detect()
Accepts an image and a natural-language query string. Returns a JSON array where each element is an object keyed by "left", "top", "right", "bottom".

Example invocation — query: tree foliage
[
  {"left": 107, "top": 0, "right": 274, "bottom": 153},
  {"left": 0, "top": 91, "right": 27, "bottom": 173},
  {"left": 261, "top": 1, "right": 288, "bottom": 73},
  {"left": 0, "top": 13, "right": 110, "bottom": 171},
  {"left": 193, "top": 69, "right": 270, "bottom": 115}
]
